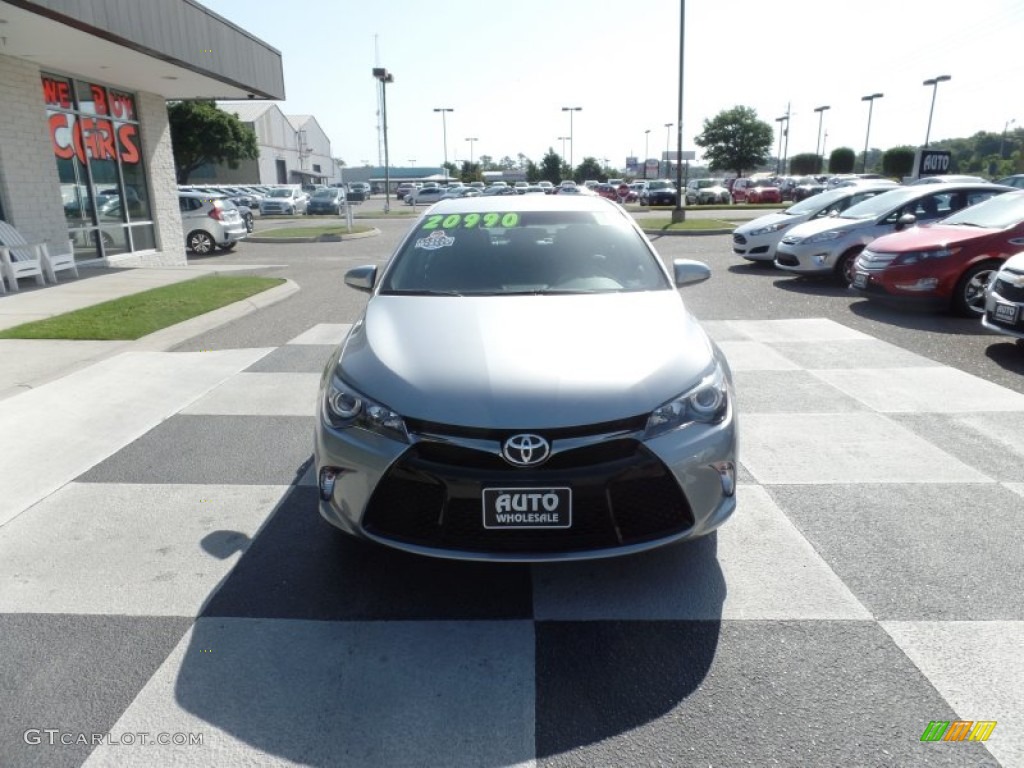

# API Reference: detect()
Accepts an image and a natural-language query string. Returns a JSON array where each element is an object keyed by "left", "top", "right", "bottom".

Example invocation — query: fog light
[
  {"left": 319, "top": 467, "right": 339, "bottom": 501},
  {"left": 893, "top": 277, "right": 939, "bottom": 292},
  {"left": 712, "top": 461, "right": 736, "bottom": 497},
  {"left": 813, "top": 253, "right": 829, "bottom": 266}
]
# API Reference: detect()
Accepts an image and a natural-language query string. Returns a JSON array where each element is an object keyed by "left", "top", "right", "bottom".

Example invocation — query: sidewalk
[{"left": 0, "top": 264, "right": 298, "bottom": 400}]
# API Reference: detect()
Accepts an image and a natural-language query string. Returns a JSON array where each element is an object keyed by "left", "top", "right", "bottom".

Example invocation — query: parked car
[
  {"left": 996, "top": 174, "right": 1024, "bottom": 189},
  {"left": 907, "top": 175, "right": 990, "bottom": 186},
  {"left": 685, "top": 178, "right": 731, "bottom": 205},
  {"left": 745, "top": 179, "right": 782, "bottom": 205},
  {"left": 481, "top": 185, "right": 518, "bottom": 196},
  {"left": 641, "top": 179, "right": 678, "bottom": 206},
  {"left": 732, "top": 183, "right": 897, "bottom": 264},
  {"left": 178, "top": 191, "right": 247, "bottom": 255},
  {"left": 407, "top": 187, "right": 446, "bottom": 206},
  {"left": 850, "top": 189, "right": 1024, "bottom": 316},
  {"left": 307, "top": 187, "right": 347, "bottom": 215},
  {"left": 259, "top": 186, "right": 307, "bottom": 215},
  {"left": 395, "top": 183, "right": 419, "bottom": 201},
  {"left": 595, "top": 183, "right": 619, "bottom": 201},
  {"left": 728, "top": 177, "right": 754, "bottom": 203},
  {"left": 348, "top": 182, "right": 372, "bottom": 200},
  {"left": 537, "top": 181, "right": 555, "bottom": 194},
  {"left": 441, "top": 187, "right": 481, "bottom": 199},
  {"left": 982, "top": 250, "right": 1024, "bottom": 342},
  {"left": 222, "top": 199, "right": 254, "bottom": 233},
  {"left": 774, "top": 182, "right": 1011, "bottom": 283},
  {"left": 314, "top": 194, "right": 736, "bottom": 561},
  {"left": 792, "top": 176, "right": 828, "bottom": 202}
]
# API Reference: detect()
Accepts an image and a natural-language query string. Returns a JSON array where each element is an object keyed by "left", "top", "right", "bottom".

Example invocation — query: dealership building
[{"left": 0, "top": 0, "right": 283, "bottom": 268}]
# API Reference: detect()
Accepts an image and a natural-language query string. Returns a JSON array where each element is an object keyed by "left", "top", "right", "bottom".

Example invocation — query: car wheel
[
  {"left": 952, "top": 261, "right": 999, "bottom": 317},
  {"left": 187, "top": 230, "right": 215, "bottom": 255},
  {"left": 243, "top": 213, "right": 254, "bottom": 233},
  {"left": 834, "top": 247, "right": 863, "bottom": 285}
]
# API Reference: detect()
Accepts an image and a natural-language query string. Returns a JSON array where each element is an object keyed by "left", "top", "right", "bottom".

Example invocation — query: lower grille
[
  {"left": 776, "top": 253, "right": 799, "bottom": 266},
  {"left": 362, "top": 440, "right": 694, "bottom": 554},
  {"left": 993, "top": 276, "right": 1024, "bottom": 303},
  {"left": 733, "top": 234, "right": 747, "bottom": 245}
]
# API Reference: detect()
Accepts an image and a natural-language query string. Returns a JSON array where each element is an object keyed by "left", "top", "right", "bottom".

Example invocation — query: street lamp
[
  {"left": 861, "top": 92, "right": 883, "bottom": 173},
  {"left": 663, "top": 122, "right": 672, "bottom": 178},
  {"left": 433, "top": 107, "right": 454, "bottom": 183},
  {"left": 372, "top": 67, "right": 394, "bottom": 212},
  {"left": 465, "top": 137, "right": 478, "bottom": 166},
  {"left": 1001, "top": 119, "right": 1016, "bottom": 160},
  {"left": 643, "top": 131, "right": 651, "bottom": 182},
  {"left": 922, "top": 75, "right": 951, "bottom": 147},
  {"left": 775, "top": 116, "right": 787, "bottom": 175},
  {"left": 813, "top": 105, "right": 830, "bottom": 171},
  {"left": 562, "top": 106, "right": 582, "bottom": 177}
]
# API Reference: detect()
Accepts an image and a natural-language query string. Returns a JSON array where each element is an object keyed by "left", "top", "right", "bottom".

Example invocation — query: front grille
[
  {"left": 749, "top": 245, "right": 769, "bottom": 255},
  {"left": 776, "top": 253, "right": 799, "bottom": 266},
  {"left": 733, "top": 234, "right": 747, "bottom": 245},
  {"left": 362, "top": 440, "right": 694, "bottom": 554},
  {"left": 404, "top": 415, "right": 648, "bottom": 442},
  {"left": 992, "top": 274, "right": 1024, "bottom": 303}
]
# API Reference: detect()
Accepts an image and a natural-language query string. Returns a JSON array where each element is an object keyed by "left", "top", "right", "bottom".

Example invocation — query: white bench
[{"left": 0, "top": 220, "right": 78, "bottom": 293}]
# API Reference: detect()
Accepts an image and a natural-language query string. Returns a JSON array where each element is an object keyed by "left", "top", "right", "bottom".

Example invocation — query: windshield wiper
[{"left": 381, "top": 289, "right": 464, "bottom": 296}]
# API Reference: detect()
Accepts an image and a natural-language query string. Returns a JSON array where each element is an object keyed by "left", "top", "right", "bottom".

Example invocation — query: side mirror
[
  {"left": 344, "top": 265, "right": 378, "bottom": 293},
  {"left": 672, "top": 259, "right": 712, "bottom": 287},
  {"left": 895, "top": 212, "right": 917, "bottom": 231}
]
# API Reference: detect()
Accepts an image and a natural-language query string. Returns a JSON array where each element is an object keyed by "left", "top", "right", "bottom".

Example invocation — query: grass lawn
[
  {"left": 354, "top": 209, "right": 417, "bottom": 218},
  {"left": 0, "top": 275, "right": 284, "bottom": 340},
  {"left": 640, "top": 218, "right": 736, "bottom": 231},
  {"left": 257, "top": 225, "right": 374, "bottom": 238}
]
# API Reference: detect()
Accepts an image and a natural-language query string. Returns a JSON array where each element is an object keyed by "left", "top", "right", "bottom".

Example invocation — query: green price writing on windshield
[{"left": 422, "top": 212, "right": 520, "bottom": 230}]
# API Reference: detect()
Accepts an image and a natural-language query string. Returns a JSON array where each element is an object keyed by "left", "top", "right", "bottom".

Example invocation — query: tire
[
  {"left": 243, "top": 213, "right": 254, "bottom": 233},
  {"left": 834, "top": 247, "right": 863, "bottom": 285},
  {"left": 952, "top": 261, "right": 999, "bottom": 317},
  {"left": 187, "top": 230, "right": 215, "bottom": 255}
]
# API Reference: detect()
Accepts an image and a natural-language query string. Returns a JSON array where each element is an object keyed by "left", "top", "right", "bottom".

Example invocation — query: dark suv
[{"left": 641, "top": 179, "right": 678, "bottom": 206}]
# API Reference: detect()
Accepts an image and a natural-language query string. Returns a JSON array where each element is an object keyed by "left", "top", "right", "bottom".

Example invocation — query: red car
[
  {"left": 850, "top": 189, "right": 1024, "bottom": 316},
  {"left": 745, "top": 179, "right": 782, "bottom": 204}
]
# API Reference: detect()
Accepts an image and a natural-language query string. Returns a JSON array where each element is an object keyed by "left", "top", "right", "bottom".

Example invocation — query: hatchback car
[
  {"left": 307, "top": 187, "right": 347, "bottom": 215},
  {"left": 259, "top": 186, "right": 307, "bottom": 215},
  {"left": 774, "top": 183, "right": 1010, "bottom": 283},
  {"left": 178, "top": 191, "right": 247, "bottom": 255},
  {"left": 851, "top": 189, "right": 1024, "bottom": 316},
  {"left": 314, "top": 195, "right": 737, "bottom": 562},
  {"left": 732, "top": 183, "right": 897, "bottom": 264},
  {"left": 407, "top": 187, "right": 446, "bottom": 206},
  {"left": 982, "top": 251, "right": 1024, "bottom": 342},
  {"left": 745, "top": 179, "right": 782, "bottom": 205}
]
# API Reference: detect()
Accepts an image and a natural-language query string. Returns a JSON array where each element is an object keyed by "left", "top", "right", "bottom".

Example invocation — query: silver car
[
  {"left": 982, "top": 251, "right": 1024, "bottom": 342},
  {"left": 774, "top": 183, "right": 1009, "bottom": 283},
  {"left": 314, "top": 195, "right": 737, "bottom": 562},
  {"left": 732, "top": 183, "right": 897, "bottom": 264}
]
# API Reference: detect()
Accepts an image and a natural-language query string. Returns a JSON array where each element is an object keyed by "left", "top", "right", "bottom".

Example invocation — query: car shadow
[
  {"left": 847, "top": 299, "right": 987, "bottom": 334},
  {"left": 726, "top": 262, "right": 779, "bottom": 276},
  {"left": 168, "top": 467, "right": 725, "bottom": 766},
  {"left": 770, "top": 275, "right": 851, "bottom": 297},
  {"left": 984, "top": 339, "right": 1024, "bottom": 374}
]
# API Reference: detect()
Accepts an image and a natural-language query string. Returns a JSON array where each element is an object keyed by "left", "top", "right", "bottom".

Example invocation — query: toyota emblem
[{"left": 501, "top": 434, "right": 551, "bottom": 467}]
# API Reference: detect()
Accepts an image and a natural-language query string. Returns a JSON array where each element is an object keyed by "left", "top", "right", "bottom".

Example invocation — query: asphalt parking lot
[{"left": 1, "top": 206, "right": 1021, "bottom": 767}]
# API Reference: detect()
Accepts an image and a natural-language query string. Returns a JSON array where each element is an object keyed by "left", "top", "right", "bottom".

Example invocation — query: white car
[
  {"left": 732, "top": 183, "right": 897, "bottom": 264},
  {"left": 178, "top": 192, "right": 247, "bottom": 255},
  {"left": 774, "top": 183, "right": 1009, "bottom": 283},
  {"left": 259, "top": 186, "right": 307, "bottom": 215},
  {"left": 407, "top": 187, "right": 446, "bottom": 206},
  {"left": 981, "top": 251, "right": 1024, "bottom": 342}
]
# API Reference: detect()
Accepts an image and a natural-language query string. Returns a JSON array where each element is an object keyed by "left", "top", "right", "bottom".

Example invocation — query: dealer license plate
[
  {"left": 852, "top": 271, "right": 869, "bottom": 289},
  {"left": 993, "top": 302, "right": 1020, "bottom": 325},
  {"left": 482, "top": 487, "right": 572, "bottom": 529}
]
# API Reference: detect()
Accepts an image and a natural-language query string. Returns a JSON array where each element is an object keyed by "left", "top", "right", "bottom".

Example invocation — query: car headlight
[
  {"left": 644, "top": 363, "right": 729, "bottom": 439},
  {"left": 804, "top": 230, "right": 842, "bottom": 244},
  {"left": 323, "top": 376, "right": 409, "bottom": 443},
  {"left": 749, "top": 221, "right": 791, "bottom": 236},
  {"left": 892, "top": 247, "right": 960, "bottom": 266}
]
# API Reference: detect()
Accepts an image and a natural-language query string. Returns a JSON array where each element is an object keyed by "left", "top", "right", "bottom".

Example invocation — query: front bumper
[
  {"left": 732, "top": 232, "right": 780, "bottom": 262},
  {"left": 848, "top": 265, "right": 951, "bottom": 311},
  {"left": 982, "top": 280, "right": 1024, "bottom": 339},
  {"left": 314, "top": 403, "right": 737, "bottom": 563},
  {"left": 774, "top": 241, "right": 841, "bottom": 274}
]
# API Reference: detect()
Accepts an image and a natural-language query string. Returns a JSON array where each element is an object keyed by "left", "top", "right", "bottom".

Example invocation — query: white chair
[{"left": 0, "top": 220, "right": 78, "bottom": 292}]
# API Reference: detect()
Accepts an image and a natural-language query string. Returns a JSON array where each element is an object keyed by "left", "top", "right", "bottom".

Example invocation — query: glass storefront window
[{"left": 42, "top": 73, "right": 152, "bottom": 261}]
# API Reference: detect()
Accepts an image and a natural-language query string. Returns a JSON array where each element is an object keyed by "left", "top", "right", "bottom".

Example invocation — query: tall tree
[
  {"left": 575, "top": 157, "right": 603, "bottom": 184},
  {"left": 168, "top": 100, "right": 259, "bottom": 184},
  {"left": 460, "top": 160, "right": 482, "bottom": 182},
  {"left": 789, "top": 153, "right": 821, "bottom": 175},
  {"left": 693, "top": 106, "right": 773, "bottom": 177},
  {"left": 540, "top": 148, "right": 562, "bottom": 184},
  {"left": 526, "top": 159, "right": 541, "bottom": 182},
  {"left": 882, "top": 146, "right": 916, "bottom": 179},
  {"left": 829, "top": 147, "right": 856, "bottom": 174},
  {"left": 478, "top": 154, "right": 495, "bottom": 170}
]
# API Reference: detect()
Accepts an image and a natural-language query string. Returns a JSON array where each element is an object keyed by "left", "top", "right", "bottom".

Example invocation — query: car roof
[{"left": 422, "top": 194, "right": 625, "bottom": 215}]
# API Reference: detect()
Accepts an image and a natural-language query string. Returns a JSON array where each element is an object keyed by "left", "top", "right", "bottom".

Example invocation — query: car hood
[
  {"left": 735, "top": 211, "right": 801, "bottom": 234},
  {"left": 866, "top": 224, "right": 999, "bottom": 253},
  {"left": 785, "top": 215, "right": 872, "bottom": 240},
  {"left": 338, "top": 291, "right": 716, "bottom": 429}
]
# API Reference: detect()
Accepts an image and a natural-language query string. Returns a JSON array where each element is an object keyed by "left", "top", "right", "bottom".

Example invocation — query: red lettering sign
[
  {"left": 42, "top": 77, "right": 71, "bottom": 108},
  {"left": 117, "top": 124, "right": 140, "bottom": 164},
  {"left": 49, "top": 113, "right": 140, "bottom": 165},
  {"left": 110, "top": 93, "right": 135, "bottom": 120},
  {"left": 90, "top": 84, "right": 109, "bottom": 116}
]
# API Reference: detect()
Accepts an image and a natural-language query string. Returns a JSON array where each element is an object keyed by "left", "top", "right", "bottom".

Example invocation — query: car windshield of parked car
[
  {"left": 785, "top": 186, "right": 860, "bottom": 216},
  {"left": 313, "top": 189, "right": 337, "bottom": 199},
  {"left": 268, "top": 188, "right": 294, "bottom": 198},
  {"left": 753, "top": 180, "right": 777, "bottom": 188},
  {"left": 648, "top": 181, "right": 673, "bottom": 190},
  {"left": 839, "top": 188, "right": 919, "bottom": 220},
  {"left": 940, "top": 190, "right": 1024, "bottom": 228},
  {"left": 380, "top": 211, "right": 670, "bottom": 296}
]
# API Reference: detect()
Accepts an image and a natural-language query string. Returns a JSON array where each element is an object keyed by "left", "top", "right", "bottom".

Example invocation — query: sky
[{"left": 201, "top": 0, "right": 1024, "bottom": 172}]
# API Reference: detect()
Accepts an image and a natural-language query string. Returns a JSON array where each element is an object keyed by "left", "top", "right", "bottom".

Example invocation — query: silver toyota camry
[{"left": 314, "top": 195, "right": 737, "bottom": 561}]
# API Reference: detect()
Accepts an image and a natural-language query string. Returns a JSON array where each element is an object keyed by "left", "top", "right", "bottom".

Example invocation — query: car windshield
[
  {"left": 941, "top": 190, "right": 1023, "bottom": 228},
  {"left": 753, "top": 180, "right": 776, "bottom": 188},
  {"left": 269, "top": 188, "right": 294, "bottom": 198},
  {"left": 649, "top": 181, "right": 673, "bottom": 190},
  {"left": 785, "top": 186, "right": 864, "bottom": 215},
  {"left": 839, "top": 188, "right": 919, "bottom": 220},
  {"left": 313, "top": 189, "right": 337, "bottom": 198},
  {"left": 380, "top": 210, "right": 670, "bottom": 296}
]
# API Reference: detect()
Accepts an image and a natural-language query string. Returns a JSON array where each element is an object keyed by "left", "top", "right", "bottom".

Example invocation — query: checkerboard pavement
[{"left": 1, "top": 318, "right": 1021, "bottom": 767}]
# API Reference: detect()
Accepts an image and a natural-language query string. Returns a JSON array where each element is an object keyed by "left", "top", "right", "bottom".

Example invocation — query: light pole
[
  {"left": 663, "top": 122, "right": 672, "bottom": 178},
  {"left": 922, "top": 75, "right": 951, "bottom": 147},
  {"left": 813, "top": 105, "right": 830, "bottom": 172},
  {"left": 1001, "top": 119, "right": 1016, "bottom": 160},
  {"left": 861, "top": 92, "right": 883, "bottom": 173},
  {"left": 672, "top": 0, "right": 685, "bottom": 223},
  {"left": 643, "top": 132, "right": 651, "bottom": 182},
  {"left": 433, "top": 107, "right": 453, "bottom": 184},
  {"left": 465, "top": 137, "right": 478, "bottom": 166},
  {"left": 775, "top": 116, "right": 787, "bottom": 175},
  {"left": 562, "top": 107, "right": 582, "bottom": 177},
  {"left": 372, "top": 67, "right": 394, "bottom": 212}
]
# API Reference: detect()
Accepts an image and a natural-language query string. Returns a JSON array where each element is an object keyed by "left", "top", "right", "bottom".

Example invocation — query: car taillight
[{"left": 208, "top": 203, "right": 224, "bottom": 221}]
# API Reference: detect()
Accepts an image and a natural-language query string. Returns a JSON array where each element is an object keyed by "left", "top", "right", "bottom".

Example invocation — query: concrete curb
[{"left": 246, "top": 227, "right": 380, "bottom": 244}]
